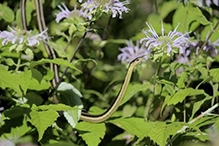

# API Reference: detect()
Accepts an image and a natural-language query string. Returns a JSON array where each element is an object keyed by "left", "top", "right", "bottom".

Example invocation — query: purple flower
[
  {"left": 200, "top": 0, "right": 218, "bottom": 6},
  {"left": 27, "top": 29, "right": 47, "bottom": 46},
  {"left": 140, "top": 21, "right": 190, "bottom": 57},
  {"left": 56, "top": 3, "right": 71, "bottom": 23},
  {"left": 177, "top": 0, "right": 218, "bottom": 6},
  {"left": 56, "top": 3, "right": 90, "bottom": 22},
  {"left": 196, "top": 37, "right": 219, "bottom": 56},
  {"left": 80, "top": 0, "right": 130, "bottom": 20},
  {"left": 0, "top": 26, "right": 47, "bottom": 47},
  {"left": 118, "top": 40, "right": 151, "bottom": 63},
  {"left": 0, "top": 27, "right": 21, "bottom": 45},
  {"left": 0, "top": 140, "right": 14, "bottom": 146}
]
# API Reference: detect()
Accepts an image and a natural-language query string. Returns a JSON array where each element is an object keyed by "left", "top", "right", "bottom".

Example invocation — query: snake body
[{"left": 20, "top": 0, "right": 143, "bottom": 122}]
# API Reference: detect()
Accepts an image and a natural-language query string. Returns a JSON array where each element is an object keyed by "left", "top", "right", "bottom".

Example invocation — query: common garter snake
[{"left": 20, "top": 0, "right": 143, "bottom": 122}]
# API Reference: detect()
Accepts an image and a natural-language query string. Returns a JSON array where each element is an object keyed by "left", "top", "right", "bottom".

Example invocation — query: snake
[{"left": 20, "top": 0, "right": 143, "bottom": 123}]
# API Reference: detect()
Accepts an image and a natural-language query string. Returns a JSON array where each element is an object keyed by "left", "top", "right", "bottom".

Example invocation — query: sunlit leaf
[
  {"left": 76, "top": 122, "right": 106, "bottom": 146},
  {"left": 210, "top": 68, "right": 219, "bottom": 82},
  {"left": 29, "top": 108, "right": 59, "bottom": 141},
  {"left": 120, "top": 82, "right": 150, "bottom": 106},
  {"left": 30, "top": 58, "right": 81, "bottom": 73},
  {"left": 47, "top": 42, "right": 69, "bottom": 58},
  {"left": 168, "top": 88, "right": 205, "bottom": 105},
  {"left": 0, "top": 4, "right": 14, "bottom": 22},
  {"left": 57, "top": 82, "right": 83, "bottom": 128}
]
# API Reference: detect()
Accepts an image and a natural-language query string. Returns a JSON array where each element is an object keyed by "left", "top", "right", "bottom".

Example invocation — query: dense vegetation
[{"left": 0, "top": 0, "right": 219, "bottom": 145}]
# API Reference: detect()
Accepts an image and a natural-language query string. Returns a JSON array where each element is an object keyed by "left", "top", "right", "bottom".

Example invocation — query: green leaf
[
  {"left": 29, "top": 108, "right": 59, "bottom": 141},
  {"left": 187, "top": 6, "right": 211, "bottom": 25},
  {"left": 69, "top": 24, "right": 77, "bottom": 36},
  {"left": 37, "top": 104, "right": 79, "bottom": 111},
  {"left": 18, "top": 70, "right": 32, "bottom": 95},
  {"left": 148, "top": 122, "right": 184, "bottom": 146},
  {"left": 210, "top": 68, "right": 219, "bottom": 82},
  {"left": 0, "top": 118, "right": 31, "bottom": 142},
  {"left": 0, "top": 4, "right": 14, "bottom": 22},
  {"left": 30, "top": 58, "right": 81, "bottom": 73},
  {"left": 75, "top": 122, "right": 106, "bottom": 146},
  {"left": 190, "top": 95, "right": 212, "bottom": 120},
  {"left": 168, "top": 88, "right": 205, "bottom": 105},
  {"left": 25, "top": 48, "right": 34, "bottom": 60},
  {"left": 63, "top": 110, "right": 81, "bottom": 128},
  {"left": 3, "top": 105, "right": 30, "bottom": 119},
  {"left": 57, "top": 82, "right": 83, "bottom": 128},
  {"left": 0, "top": 69, "right": 21, "bottom": 95},
  {"left": 28, "top": 78, "right": 51, "bottom": 91},
  {"left": 176, "top": 72, "right": 188, "bottom": 88},
  {"left": 57, "top": 82, "right": 83, "bottom": 106},
  {"left": 4, "top": 58, "right": 15, "bottom": 66},
  {"left": 47, "top": 42, "right": 69, "bottom": 58},
  {"left": 213, "top": 118, "right": 219, "bottom": 132},
  {"left": 44, "top": 141, "right": 77, "bottom": 146},
  {"left": 120, "top": 82, "right": 150, "bottom": 106},
  {"left": 109, "top": 117, "right": 152, "bottom": 137},
  {"left": 122, "top": 104, "right": 136, "bottom": 117},
  {"left": 173, "top": 5, "right": 209, "bottom": 32},
  {"left": 31, "top": 68, "right": 43, "bottom": 83},
  {"left": 160, "top": 1, "right": 178, "bottom": 19},
  {"left": 100, "top": 39, "right": 127, "bottom": 47},
  {"left": 0, "top": 70, "right": 32, "bottom": 95}
]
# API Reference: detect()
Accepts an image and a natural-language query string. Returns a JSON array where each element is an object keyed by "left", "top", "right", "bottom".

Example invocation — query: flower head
[
  {"left": 56, "top": 3, "right": 89, "bottom": 23},
  {"left": 118, "top": 40, "right": 151, "bottom": 63},
  {"left": 56, "top": 3, "right": 71, "bottom": 23},
  {"left": 177, "top": 0, "right": 218, "bottom": 7},
  {"left": 196, "top": 37, "right": 219, "bottom": 57},
  {"left": 0, "top": 26, "right": 47, "bottom": 47},
  {"left": 80, "top": 0, "right": 130, "bottom": 20},
  {"left": 140, "top": 21, "right": 190, "bottom": 59}
]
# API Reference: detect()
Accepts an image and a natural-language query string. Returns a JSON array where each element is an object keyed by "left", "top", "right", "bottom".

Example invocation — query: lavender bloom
[
  {"left": 27, "top": 29, "right": 47, "bottom": 46},
  {"left": 80, "top": 0, "right": 130, "bottom": 20},
  {"left": 140, "top": 21, "right": 190, "bottom": 57},
  {"left": 200, "top": 0, "right": 218, "bottom": 6},
  {"left": 56, "top": 3, "right": 71, "bottom": 23},
  {"left": 118, "top": 41, "right": 151, "bottom": 63},
  {"left": 177, "top": 0, "right": 218, "bottom": 6},
  {"left": 56, "top": 3, "right": 89, "bottom": 22},
  {"left": 0, "top": 27, "right": 47, "bottom": 47},
  {"left": 196, "top": 38, "right": 219, "bottom": 56},
  {"left": 0, "top": 27, "right": 21, "bottom": 45},
  {"left": 0, "top": 140, "right": 15, "bottom": 146}
]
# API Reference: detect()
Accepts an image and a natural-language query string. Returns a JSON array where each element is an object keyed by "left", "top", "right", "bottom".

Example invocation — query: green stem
[
  {"left": 199, "top": 19, "right": 219, "bottom": 54},
  {"left": 178, "top": 103, "right": 219, "bottom": 133},
  {"left": 145, "top": 58, "right": 162, "bottom": 120},
  {"left": 183, "top": 98, "right": 186, "bottom": 122},
  {"left": 15, "top": 53, "right": 22, "bottom": 72}
]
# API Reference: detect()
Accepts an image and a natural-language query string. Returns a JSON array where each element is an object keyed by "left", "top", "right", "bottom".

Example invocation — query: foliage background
[{"left": 0, "top": 0, "right": 219, "bottom": 146}]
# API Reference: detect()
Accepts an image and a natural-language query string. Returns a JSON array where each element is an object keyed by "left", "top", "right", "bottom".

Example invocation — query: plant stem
[
  {"left": 177, "top": 103, "right": 219, "bottom": 133},
  {"left": 199, "top": 19, "right": 219, "bottom": 53},
  {"left": 102, "top": 16, "right": 112, "bottom": 40},
  {"left": 15, "top": 53, "right": 22, "bottom": 72},
  {"left": 145, "top": 58, "right": 161, "bottom": 120},
  {"left": 54, "top": 22, "right": 93, "bottom": 90},
  {"left": 183, "top": 99, "right": 186, "bottom": 122}
]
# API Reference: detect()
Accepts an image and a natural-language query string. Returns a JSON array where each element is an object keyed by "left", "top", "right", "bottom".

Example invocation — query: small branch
[
  {"left": 15, "top": 53, "right": 22, "bottom": 72},
  {"left": 102, "top": 16, "right": 112, "bottom": 40},
  {"left": 177, "top": 103, "right": 219, "bottom": 133},
  {"left": 54, "top": 22, "right": 93, "bottom": 90},
  {"left": 199, "top": 19, "right": 219, "bottom": 53}
]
